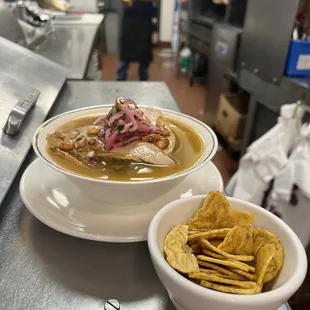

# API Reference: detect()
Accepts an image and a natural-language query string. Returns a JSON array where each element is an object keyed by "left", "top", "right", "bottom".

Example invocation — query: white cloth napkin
[
  {"left": 266, "top": 189, "right": 310, "bottom": 247},
  {"left": 232, "top": 103, "right": 303, "bottom": 205},
  {"left": 271, "top": 123, "right": 310, "bottom": 201},
  {"left": 265, "top": 122, "right": 310, "bottom": 247}
]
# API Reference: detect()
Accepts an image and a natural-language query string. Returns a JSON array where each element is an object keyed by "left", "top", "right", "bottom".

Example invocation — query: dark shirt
[{"left": 123, "top": 2, "right": 157, "bottom": 18}]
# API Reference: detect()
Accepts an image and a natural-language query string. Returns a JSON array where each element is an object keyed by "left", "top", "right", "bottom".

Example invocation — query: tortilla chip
[
  {"left": 253, "top": 228, "right": 284, "bottom": 283},
  {"left": 164, "top": 225, "right": 199, "bottom": 273},
  {"left": 189, "top": 191, "right": 255, "bottom": 231}
]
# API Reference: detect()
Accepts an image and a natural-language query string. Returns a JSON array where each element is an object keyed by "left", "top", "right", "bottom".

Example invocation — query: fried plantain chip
[
  {"left": 189, "top": 191, "right": 255, "bottom": 231},
  {"left": 255, "top": 243, "right": 276, "bottom": 286},
  {"left": 230, "top": 269, "right": 256, "bottom": 281},
  {"left": 197, "top": 255, "right": 255, "bottom": 273},
  {"left": 201, "top": 280, "right": 258, "bottom": 295},
  {"left": 253, "top": 228, "right": 284, "bottom": 283},
  {"left": 241, "top": 224, "right": 254, "bottom": 233},
  {"left": 189, "top": 243, "right": 201, "bottom": 255},
  {"left": 199, "top": 268, "right": 220, "bottom": 275},
  {"left": 217, "top": 226, "right": 254, "bottom": 256},
  {"left": 188, "top": 228, "right": 231, "bottom": 243},
  {"left": 198, "top": 260, "right": 246, "bottom": 280},
  {"left": 199, "top": 268, "right": 247, "bottom": 281},
  {"left": 188, "top": 229, "right": 211, "bottom": 235},
  {"left": 189, "top": 272, "right": 256, "bottom": 288},
  {"left": 164, "top": 225, "right": 199, "bottom": 273},
  {"left": 163, "top": 191, "right": 285, "bottom": 295},
  {"left": 209, "top": 239, "right": 223, "bottom": 247},
  {"left": 201, "top": 248, "right": 226, "bottom": 260},
  {"left": 201, "top": 239, "right": 254, "bottom": 262}
]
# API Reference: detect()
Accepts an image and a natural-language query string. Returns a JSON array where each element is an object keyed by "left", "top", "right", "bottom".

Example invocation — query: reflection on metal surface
[
  {"left": 35, "top": 25, "right": 99, "bottom": 79},
  {"left": 0, "top": 7, "right": 26, "bottom": 46},
  {"left": 0, "top": 37, "right": 67, "bottom": 207}
]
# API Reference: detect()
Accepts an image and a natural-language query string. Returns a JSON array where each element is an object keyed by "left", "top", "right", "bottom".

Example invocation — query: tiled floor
[{"left": 101, "top": 54, "right": 238, "bottom": 186}]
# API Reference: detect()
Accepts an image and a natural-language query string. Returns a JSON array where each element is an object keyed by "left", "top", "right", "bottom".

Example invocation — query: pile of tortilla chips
[{"left": 164, "top": 191, "right": 284, "bottom": 295}]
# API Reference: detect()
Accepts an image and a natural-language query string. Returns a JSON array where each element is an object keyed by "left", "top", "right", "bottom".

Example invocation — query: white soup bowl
[{"left": 33, "top": 106, "right": 218, "bottom": 207}]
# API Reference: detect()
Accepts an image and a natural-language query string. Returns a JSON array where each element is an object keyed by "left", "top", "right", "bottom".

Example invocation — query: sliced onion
[
  {"left": 105, "top": 128, "right": 111, "bottom": 141},
  {"left": 93, "top": 117, "right": 104, "bottom": 125},
  {"left": 124, "top": 98, "right": 138, "bottom": 108},
  {"left": 98, "top": 98, "right": 162, "bottom": 150},
  {"left": 109, "top": 111, "right": 125, "bottom": 123},
  {"left": 105, "top": 130, "right": 119, "bottom": 151}
]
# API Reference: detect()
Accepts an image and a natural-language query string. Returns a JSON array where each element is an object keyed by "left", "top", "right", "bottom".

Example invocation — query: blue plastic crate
[{"left": 285, "top": 40, "right": 310, "bottom": 77}]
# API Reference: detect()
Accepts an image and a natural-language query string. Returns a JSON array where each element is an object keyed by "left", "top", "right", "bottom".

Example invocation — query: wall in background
[
  {"left": 160, "top": 0, "right": 175, "bottom": 42},
  {"left": 68, "top": 0, "right": 97, "bottom": 12}
]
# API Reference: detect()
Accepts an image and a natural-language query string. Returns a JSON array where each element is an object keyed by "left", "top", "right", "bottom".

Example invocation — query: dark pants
[{"left": 117, "top": 61, "right": 149, "bottom": 81}]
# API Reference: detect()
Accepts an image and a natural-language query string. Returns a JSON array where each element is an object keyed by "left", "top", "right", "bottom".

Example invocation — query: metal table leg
[{"left": 241, "top": 96, "right": 258, "bottom": 155}]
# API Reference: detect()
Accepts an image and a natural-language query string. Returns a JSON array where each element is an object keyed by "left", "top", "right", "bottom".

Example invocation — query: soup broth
[{"left": 47, "top": 115, "right": 204, "bottom": 181}]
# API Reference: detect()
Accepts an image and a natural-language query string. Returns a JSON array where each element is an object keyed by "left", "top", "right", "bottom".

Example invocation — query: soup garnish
[{"left": 46, "top": 97, "right": 204, "bottom": 181}]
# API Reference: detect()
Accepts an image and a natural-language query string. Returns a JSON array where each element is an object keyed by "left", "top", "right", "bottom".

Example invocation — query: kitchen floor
[{"left": 101, "top": 53, "right": 238, "bottom": 186}]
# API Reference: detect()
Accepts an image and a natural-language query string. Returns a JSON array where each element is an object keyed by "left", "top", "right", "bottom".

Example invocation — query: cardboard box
[{"left": 216, "top": 93, "right": 248, "bottom": 140}]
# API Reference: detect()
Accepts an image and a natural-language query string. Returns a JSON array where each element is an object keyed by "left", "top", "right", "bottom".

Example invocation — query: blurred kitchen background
[{"left": 1, "top": 0, "right": 310, "bottom": 307}]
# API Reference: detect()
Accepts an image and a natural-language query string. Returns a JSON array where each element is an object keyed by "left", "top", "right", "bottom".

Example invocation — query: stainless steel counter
[
  {"left": 0, "top": 82, "right": 178, "bottom": 310},
  {"left": 0, "top": 37, "right": 67, "bottom": 209},
  {"left": 35, "top": 24, "right": 99, "bottom": 79},
  {"left": 0, "top": 81, "right": 292, "bottom": 310},
  {"left": 53, "top": 13, "right": 104, "bottom": 26},
  {"left": 0, "top": 7, "right": 26, "bottom": 46}
]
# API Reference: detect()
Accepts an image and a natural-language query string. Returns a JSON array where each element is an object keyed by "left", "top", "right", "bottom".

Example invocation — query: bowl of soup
[{"left": 33, "top": 98, "right": 218, "bottom": 206}]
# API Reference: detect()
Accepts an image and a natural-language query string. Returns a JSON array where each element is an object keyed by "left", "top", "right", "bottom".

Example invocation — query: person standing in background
[{"left": 117, "top": 0, "right": 157, "bottom": 81}]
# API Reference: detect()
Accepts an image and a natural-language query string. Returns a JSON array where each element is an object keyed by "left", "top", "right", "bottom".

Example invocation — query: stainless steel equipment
[
  {"left": 0, "top": 6, "right": 26, "bottom": 45},
  {"left": 34, "top": 23, "right": 101, "bottom": 79},
  {"left": 238, "top": 0, "right": 299, "bottom": 83},
  {"left": 0, "top": 81, "right": 292, "bottom": 310},
  {"left": 0, "top": 5, "right": 103, "bottom": 80},
  {"left": 12, "top": 1, "right": 52, "bottom": 27},
  {"left": 206, "top": 23, "right": 242, "bottom": 123},
  {"left": 0, "top": 37, "right": 67, "bottom": 207},
  {"left": 236, "top": 0, "right": 305, "bottom": 154}
]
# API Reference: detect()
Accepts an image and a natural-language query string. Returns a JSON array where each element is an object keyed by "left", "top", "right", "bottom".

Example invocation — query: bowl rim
[
  {"left": 32, "top": 105, "right": 218, "bottom": 185},
  {"left": 148, "top": 195, "right": 308, "bottom": 304}
]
